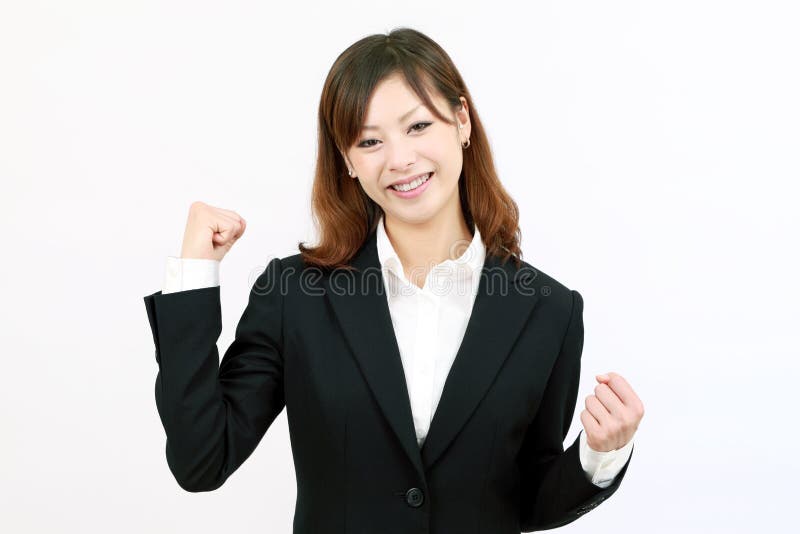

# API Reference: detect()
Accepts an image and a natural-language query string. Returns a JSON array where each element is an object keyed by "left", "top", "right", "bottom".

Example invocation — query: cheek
[
  {"left": 358, "top": 175, "right": 387, "bottom": 200},
  {"left": 430, "top": 149, "right": 463, "bottom": 182},
  {"left": 428, "top": 135, "right": 462, "bottom": 167},
  {"left": 356, "top": 157, "right": 381, "bottom": 178}
]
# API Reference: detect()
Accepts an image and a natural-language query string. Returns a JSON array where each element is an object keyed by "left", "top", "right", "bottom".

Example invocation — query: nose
[{"left": 385, "top": 137, "right": 417, "bottom": 174}]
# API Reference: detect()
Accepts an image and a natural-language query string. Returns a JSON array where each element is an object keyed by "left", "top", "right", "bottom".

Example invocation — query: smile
[
  {"left": 387, "top": 172, "right": 434, "bottom": 199},
  {"left": 389, "top": 172, "right": 433, "bottom": 192}
]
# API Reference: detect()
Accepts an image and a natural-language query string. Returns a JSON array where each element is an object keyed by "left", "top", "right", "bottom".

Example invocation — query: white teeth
[{"left": 391, "top": 173, "right": 431, "bottom": 192}]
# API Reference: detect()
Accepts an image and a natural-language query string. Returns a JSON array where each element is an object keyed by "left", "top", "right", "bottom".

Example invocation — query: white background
[{"left": 1, "top": 1, "right": 798, "bottom": 532}]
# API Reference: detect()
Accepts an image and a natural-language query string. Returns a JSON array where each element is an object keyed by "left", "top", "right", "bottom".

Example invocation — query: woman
[{"left": 144, "top": 27, "right": 643, "bottom": 533}]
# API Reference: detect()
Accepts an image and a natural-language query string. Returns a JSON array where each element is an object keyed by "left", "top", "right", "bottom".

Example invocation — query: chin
[{"left": 388, "top": 206, "right": 444, "bottom": 225}]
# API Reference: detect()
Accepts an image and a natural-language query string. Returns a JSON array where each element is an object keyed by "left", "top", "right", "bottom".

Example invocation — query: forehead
[{"left": 362, "top": 73, "right": 447, "bottom": 125}]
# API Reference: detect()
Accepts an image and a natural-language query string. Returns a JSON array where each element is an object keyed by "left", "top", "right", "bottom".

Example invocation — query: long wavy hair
[{"left": 298, "top": 27, "right": 522, "bottom": 272}]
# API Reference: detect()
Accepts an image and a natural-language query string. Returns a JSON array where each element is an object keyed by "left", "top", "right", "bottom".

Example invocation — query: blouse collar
[{"left": 375, "top": 213, "right": 486, "bottom": 288}]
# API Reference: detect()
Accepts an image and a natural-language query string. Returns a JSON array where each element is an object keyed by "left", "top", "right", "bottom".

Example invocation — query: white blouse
[{"left": 161, "top": 216, "right": 633, "bottom": 488}]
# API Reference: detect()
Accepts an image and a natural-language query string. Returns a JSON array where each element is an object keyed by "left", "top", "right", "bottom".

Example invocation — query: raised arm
[{"left": 143, "top": 202, "right": 285, "bottom": 491}]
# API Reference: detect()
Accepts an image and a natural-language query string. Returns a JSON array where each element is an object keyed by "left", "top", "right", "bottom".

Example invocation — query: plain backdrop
[{"left": 1, "top": 1, "right": 798, "bottom": 532}]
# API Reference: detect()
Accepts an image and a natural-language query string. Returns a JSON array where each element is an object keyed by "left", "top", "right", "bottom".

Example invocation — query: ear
[
  {"left": 340, "top": 150, "right": 351, "bottom": 168},
  {"left": 340, "top": 150, "right": 357, "bottom": 178},
  {"left": 456, "top": 97, "right": 471, "bottom": 139}
]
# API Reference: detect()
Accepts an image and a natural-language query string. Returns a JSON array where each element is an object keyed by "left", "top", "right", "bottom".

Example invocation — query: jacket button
[{"left": 405, "top": 487, "right": 424, "bottom": 507}]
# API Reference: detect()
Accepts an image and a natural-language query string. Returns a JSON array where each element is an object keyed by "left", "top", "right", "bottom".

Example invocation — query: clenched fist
[
  {"left": 180, "top": 201, "right": 247, "bottom": 262},
  {"left": 580, "top": 372, "right": 644, "bottom": 452}
]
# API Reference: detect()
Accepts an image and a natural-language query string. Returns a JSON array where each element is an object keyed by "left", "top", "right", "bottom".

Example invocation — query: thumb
[{"left": 213, "top": 229, "right": 237, "bottom": 246}]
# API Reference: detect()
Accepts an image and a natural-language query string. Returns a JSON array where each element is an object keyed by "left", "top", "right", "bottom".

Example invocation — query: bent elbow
[{"left": 165, "top": 441, "right": 228, "bottom": 493}]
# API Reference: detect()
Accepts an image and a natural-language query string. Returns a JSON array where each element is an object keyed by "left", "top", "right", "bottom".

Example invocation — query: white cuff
[
  {"left": 579, "top": 429, "right": 634, "bottom": 488},
  {"left": 163, "top": 256, "right": 220, "bottom": 294}
]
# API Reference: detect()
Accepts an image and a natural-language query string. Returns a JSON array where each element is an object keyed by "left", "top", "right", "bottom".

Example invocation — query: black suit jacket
[{"left": 143, "top": 228, "right": 633, "bottom": 533}]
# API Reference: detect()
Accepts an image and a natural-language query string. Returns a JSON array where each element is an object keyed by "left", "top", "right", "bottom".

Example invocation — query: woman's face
[{"left": 343, "top": 73, "right": 471, "bottom": 227}]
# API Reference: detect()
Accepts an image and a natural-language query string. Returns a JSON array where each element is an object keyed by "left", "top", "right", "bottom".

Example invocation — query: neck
[{"left": 383, "top": 205, "right": 473, "bottom": 288}]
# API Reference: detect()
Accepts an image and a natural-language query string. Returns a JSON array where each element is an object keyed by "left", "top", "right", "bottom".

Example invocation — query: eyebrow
[{"left": 361, "top": 104, "right": 423, "bottom": 131}]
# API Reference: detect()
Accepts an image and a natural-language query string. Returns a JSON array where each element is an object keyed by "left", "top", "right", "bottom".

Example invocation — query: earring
[
  {"left": 458, "top": 123, "right": 470, "bottom": 148},
  {"left": 348, "top": 168, "right": 356, "bottom": 178}
]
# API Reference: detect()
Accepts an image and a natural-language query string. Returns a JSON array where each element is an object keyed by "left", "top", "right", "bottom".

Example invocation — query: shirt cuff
[
  {"left": 578, "top": 429, "right": 634, "bottom": 488},
  {"left": 163, "top": 256, "right": 220, "bottom": 294}
]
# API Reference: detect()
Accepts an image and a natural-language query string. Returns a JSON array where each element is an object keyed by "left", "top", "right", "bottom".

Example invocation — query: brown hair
[{"left": 298, "top": 27, "right": 522, "bottom": 271}]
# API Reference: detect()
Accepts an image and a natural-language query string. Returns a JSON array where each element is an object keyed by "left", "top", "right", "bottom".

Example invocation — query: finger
[
  {"left": 594, "top": 383, "right": 626, "bottom": 417},
  {"left": 211, "top": 211, "right": 241, "bottom": 228},
  {"left": 228, "top": 219, "right": 245, "bottom": 240},
  {"left": 214, "top": 207, "right": 247, "bottom": 230},
  {"left": 212, "top": 216, "right": 245, "bottom": 240},
  {"left": 602, "top": 372, "right": 640, "bottom": 407},
  {"left": 585, "top": 395, "right": 612, "bottom": 427},
  {"left": 226, "top": 216, "right": 246, "bottom": 239},
  {"left": 580, "top": 409, "right": 601, "bottom": 435},
  {"left": 213, "top": 205, "right": 244, "bottom": 220},
  {"left": 214, "top": 221, "right": 243, "bottom": 244}
]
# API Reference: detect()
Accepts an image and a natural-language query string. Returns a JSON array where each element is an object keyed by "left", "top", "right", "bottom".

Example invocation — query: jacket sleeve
[
  {"left": 518, "top": 289, "right": 634, "bottom": 531},
  {"left": 143, "top": 257, "right": 285, "bottom": 492}
]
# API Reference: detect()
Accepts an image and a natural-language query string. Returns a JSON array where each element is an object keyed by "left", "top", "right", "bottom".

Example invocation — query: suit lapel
[
  {"left": 420, "top": 252, "right": 540, "bottom": 470},
  {"left": 325, "top": 229, "right": 540, "bottom": 477}
]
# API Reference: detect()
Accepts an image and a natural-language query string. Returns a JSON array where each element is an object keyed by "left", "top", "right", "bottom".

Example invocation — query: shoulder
[
  {"left": 245, "top": 253, "right": 310, "bottom": 298},
  {"left": 509, "top": 258, "right": 585, "bottom": 360},
  {"left": 270, "top": 252, "right": 329, "bottom": 295},
  {"left": 511, "top": 256, "right": 583, "bottom": 323},
  {"left": 276, "top": 252, "right": 305, "bottom": 274}
]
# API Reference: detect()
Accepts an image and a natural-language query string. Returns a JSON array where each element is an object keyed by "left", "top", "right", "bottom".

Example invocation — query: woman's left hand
[{"left": 580, "top": 372, "right": 644, "bottom": 452}]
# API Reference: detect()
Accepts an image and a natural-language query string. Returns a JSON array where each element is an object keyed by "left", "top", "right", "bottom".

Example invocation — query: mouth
[{"left": 387, "top": 172, "right": 434, "bottom": 192}]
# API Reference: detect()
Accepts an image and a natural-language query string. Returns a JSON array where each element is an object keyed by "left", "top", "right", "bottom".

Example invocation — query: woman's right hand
[{"left": 180, "top": 201, "right": 247, "bottom": 262}]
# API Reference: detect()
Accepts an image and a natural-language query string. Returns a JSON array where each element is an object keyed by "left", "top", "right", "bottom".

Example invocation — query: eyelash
[{"left": 357, "top": 122, "right": 433, "bottom": 148}]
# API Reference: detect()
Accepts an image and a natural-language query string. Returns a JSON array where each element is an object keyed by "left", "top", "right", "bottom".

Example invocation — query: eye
[
  {"left": 356, "top": 122, "right": 433, "bottom": 148},
  {"left": 410, "top": 121, "right": 432, "bottom": 132}
]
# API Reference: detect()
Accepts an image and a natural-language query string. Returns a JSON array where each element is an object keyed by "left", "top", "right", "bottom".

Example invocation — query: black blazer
[{"left": 143, "top": 228, "right": 633, "bottom": 533}]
